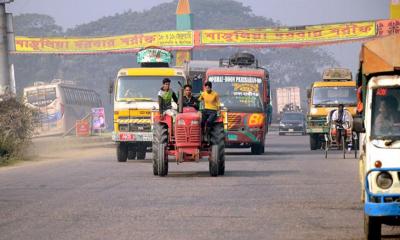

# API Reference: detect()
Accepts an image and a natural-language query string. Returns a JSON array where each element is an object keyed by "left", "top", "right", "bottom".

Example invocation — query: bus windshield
[
  {"left": 371, "top": 87, "right": 400, "bottom": 139},
  {"left": 25, "top": 87, "right": 57, "bottom": 107},
  {"left": 208, "top": 75, "right": 264, "bottom": 110},
  {"left": 312, "top": 86, "right": 357, "bottom": 106},
  {"left": 116, "top": 76, "right": 184, "bottom": 102}
]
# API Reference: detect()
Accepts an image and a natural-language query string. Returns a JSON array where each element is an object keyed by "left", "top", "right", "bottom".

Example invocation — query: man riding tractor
[{"left": 152, "top": 81, "right": 225, "bottom": 177}]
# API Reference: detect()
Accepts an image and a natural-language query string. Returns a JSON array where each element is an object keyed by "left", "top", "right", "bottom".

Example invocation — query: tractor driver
[
  {"left": 199, "top": 81, "right": 220, "bottom": 131},
  {"left": 183, "top": 84, "right": 199, "bottom": 110},
  {"left": 158, "top": 78, "right": 178, "bottom": 120}
]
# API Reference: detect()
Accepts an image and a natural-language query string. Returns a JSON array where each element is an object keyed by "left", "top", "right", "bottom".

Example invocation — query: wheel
[
  {"left": 210, "top": 123, "right": 225, "bottom": 176},
  {"left": 279, "top": 132, "right": 284, "bottom": 136},
  {"left": 209, "top": 145, "right": 219, "bottom": 177},
  {"left": 353, "top": 133, "right": 358, "bottom": 159},
  {"left": 157, "top": 143, "right": 168, "bottom": 176},
  {"left": 364, "top": 214, "right": 381, "bottom": 240},
  {"left": 152, "top": 124, "right": 168, "bottom": 176},
  {"left": 127, "top": 150, "right": 136, "bottom": 160},
  {"left": 136, "top": 146, "right": 146, "bottom": 160},
  {"left": 324, "top": 142, "right": 328, "bottom": 159},
  {"left": 342, "top": 135, "right": 346, "bottom": 159},
  {"left": 117, "top": 143, "right": 128, "bottom": 162},
  {"left": 310, "top": 134, "right": 318, "bottom": 150},
  {"left": 128, "top": 144, "right": 137, "bottom": 160},
  {"left": 251, "top": 143, "right": 264, "bottom": 155}
]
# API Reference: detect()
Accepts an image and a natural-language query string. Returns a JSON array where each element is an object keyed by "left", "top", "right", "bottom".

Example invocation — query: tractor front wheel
[
  {"left": 210, "top": 123, "right": 225, "bottom": 176},
  {"left": 153, "top": 124, "right": 168, "bottom": 176}
]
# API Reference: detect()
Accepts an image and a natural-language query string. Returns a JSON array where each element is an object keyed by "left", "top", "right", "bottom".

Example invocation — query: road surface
[{"left": 1, "top": 133, "right": 399, "bottom": 240}]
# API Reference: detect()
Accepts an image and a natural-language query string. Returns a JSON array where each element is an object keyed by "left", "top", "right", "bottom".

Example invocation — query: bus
[{"left": 23, "top": 79, "right": 102, "bottom": 137}]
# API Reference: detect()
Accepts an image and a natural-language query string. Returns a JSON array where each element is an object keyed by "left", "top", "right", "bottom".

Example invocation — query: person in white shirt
[{"left": 330, "top": 104, "right": 352, "bottom": 148}]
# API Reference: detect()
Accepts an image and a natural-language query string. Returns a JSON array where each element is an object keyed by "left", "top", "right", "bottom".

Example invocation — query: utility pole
[{"left": 0, "top": 0, "right": 13, "bottom": 95}]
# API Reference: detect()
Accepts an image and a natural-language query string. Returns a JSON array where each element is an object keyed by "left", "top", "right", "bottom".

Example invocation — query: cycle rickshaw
[{"left": 324, "top": 110, "right": 358, "bottom": 159}]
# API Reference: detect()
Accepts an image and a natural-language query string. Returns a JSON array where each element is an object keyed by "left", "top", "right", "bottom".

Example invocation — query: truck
[
  {"left": 353, "top": 35, "right": 400, "bottom": 240},
  {"left": 306, "top": 68, "right": 357, "bottom": 150},
  {"left": 274, "top": 87, "right": 301, "bottom": 115},
  {"left": 111, "top": 47, "right": 187, "bottom": 162},
  {"left": 202, "top": 52, "right": 271, "bottom": 154}
]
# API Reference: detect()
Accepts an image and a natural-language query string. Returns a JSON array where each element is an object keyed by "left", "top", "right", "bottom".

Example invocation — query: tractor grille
[
  {"left": 176, "top": 125, "right": 201, "bottom": 144},
  {"left": 228, "top": 114, "right": 242, "bottom": 130}
]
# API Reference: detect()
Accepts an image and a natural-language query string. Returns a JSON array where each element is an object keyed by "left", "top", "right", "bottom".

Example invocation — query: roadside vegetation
[{"left": 0, "top": 95, "right": 36, "bottom": 166}]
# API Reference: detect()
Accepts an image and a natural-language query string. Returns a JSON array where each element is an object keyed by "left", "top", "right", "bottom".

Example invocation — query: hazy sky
[{"left": 8, "top": 0, "right": 391, "bottom": 72}]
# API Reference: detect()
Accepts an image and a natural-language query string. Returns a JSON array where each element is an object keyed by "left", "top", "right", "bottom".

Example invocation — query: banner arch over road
[{"left": 13, "top": 19, "right": 399, "bottom": 55}]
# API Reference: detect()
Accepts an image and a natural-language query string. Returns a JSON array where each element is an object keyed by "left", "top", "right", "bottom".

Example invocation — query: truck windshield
[
  {"left": 116, "top": 76, "right": 184, "bottom": 102},
  {"left": 312, "top": 86, "right": 357, "bottom": 106},
  {"left": 371, "top": 87, "right": 400, "bottom": 139},
  {"left": 208, "top": 75, "right": 264, "bottom": 109}
]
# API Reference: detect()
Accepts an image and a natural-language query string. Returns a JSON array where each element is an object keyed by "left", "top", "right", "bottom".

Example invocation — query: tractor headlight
[
  {"left": 119, "top": 124, "right": 129, "bottom": 132},
  {"left": 191, "top": 120, "right": 199, "bottom": 125},
  {"left": 376, "top": 172, "right": 393, "bottom": 189},
  {"left": 177, "top": 119, "right": 185, "bottom": 125}
]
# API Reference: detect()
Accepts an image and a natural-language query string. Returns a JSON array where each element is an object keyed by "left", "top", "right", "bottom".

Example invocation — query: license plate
[
  {"left": 289, "top": 129, "right": 294, "bottom": 132},
  {"left": 228, "top": 134, "right": 238, "bottom": 141},
  {"left": 119, "top": 133, "right": 135, "bottom": 141}
]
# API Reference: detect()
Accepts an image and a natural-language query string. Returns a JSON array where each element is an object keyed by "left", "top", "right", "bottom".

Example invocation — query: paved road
[{"left": 0, "top": 133, "right": 399, "bottom": 240}]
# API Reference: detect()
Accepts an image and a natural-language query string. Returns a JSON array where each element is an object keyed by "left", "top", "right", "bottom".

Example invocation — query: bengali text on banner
[
  {"left": 15, "top": 31, "right": 194, "bottom": 54},
  {"left": 200, "top": 21, "right": 376, "bottom": 46}
]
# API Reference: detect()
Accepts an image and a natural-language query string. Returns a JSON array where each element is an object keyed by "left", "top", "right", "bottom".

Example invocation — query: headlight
[
  {"left": 177, "top": 119, "right": 185, "bottom": 125},
  {"left": 119, "top": 124, "right": 129, "bottom": 132},
  {"left": 279, "top": 123, "right": 285, "bottom": 127},
  {"left": 298, "top": 123, "right": 303, "bottom": 127},
  {"left": 191, "top": 120, "right": 199, "bottom": 125},
  {"left": 376, "top": 172, "right": 393, "bottom": 189}
]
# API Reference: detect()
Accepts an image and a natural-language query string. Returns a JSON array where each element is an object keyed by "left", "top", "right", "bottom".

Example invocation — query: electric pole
[{"left": 0, "top": 0, "right": 14, "bottom": 95}]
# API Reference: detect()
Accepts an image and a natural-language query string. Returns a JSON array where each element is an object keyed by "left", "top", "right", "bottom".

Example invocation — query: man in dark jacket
[{"left": 182, "top": 84, "right": 199, "bottom": 110}]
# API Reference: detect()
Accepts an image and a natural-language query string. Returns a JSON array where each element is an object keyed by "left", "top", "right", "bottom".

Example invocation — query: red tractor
[{"left": 151, "top": 103, "right": 226, "bottom": 177}]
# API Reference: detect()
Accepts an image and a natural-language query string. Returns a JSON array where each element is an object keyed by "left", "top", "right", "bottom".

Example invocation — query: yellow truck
[
  {"left": 111, "top": 48, "right": 187, "bottom": 162},
  {"left": 306, "top": 68, "right": 357, "bottom": 150}
]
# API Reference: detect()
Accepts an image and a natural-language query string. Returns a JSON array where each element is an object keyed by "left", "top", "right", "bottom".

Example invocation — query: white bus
[{"left": 23, "top": 79, "right": 102, "bottom": 137}]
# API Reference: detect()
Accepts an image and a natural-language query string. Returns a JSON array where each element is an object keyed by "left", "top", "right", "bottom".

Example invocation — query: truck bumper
[
  {"left": 365, "top": 168, "right": 400, "bottom": 217},
  {"left": 225, "top": 130, "right": 264, "bottom": 146},
  {"left": 112, "top": 131, "right": 152, "bottom": 142}
]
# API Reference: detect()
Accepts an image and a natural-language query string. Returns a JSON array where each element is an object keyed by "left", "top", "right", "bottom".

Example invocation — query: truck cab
[
  {"left": 354, "top": 35, "right": 400, "bottom": 239},
  {"left": 306, "top": 68, "right": 357, "bottom": 150},
  {"left": 112, "top": 47, "right": 187, "bottom": 162}
]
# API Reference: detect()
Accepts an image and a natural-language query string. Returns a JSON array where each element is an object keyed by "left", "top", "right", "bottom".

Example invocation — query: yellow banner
[
  {"left": 201, "top": 21, "right": 376, "bottom": 45},
  {"left": 15, "top": 31, "right": 194, "bottom": 53}
]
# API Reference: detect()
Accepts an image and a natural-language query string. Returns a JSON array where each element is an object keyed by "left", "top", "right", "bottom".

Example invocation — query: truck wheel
[
  {"left": 310, "top": 134, "right": 318, "bottom": 150},
  {"left": 210, "top": 123, "right": 225, "bottom": 175},
  {"left": 251, "top": 143, "right": 264, "bottom": 155},
  {"left": 137, "top": 146, "right": 146, "bottom": 160},
  {"left": 117, "top": 143, "right": 128, "bottom": 162},
  {"left": 127, "top": 150, "right": 136, "bottom": 160},
  {"left": 209, "top": 145, "right": 220, "bottom": 177},
  {"left": 153, "top": 124, "right": 168, "bottom": 176},
  {"left": 364, "top": 214, "right": 381, "bottom": 240}
]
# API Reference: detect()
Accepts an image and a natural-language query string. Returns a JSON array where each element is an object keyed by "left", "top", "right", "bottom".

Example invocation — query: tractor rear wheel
[
  {"left": 210, "top": 123, "right": 225, "bottom": 176},
  {"left": 153, "top": 124, "right": 168, "bottom": 176}
]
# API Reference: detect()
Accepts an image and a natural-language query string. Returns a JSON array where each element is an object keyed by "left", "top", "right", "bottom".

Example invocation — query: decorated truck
[
  {"left": 204, "top": 52, "right": 271, "bottom": 154},
  {"left": 306, "top": 68, "right": 357, "bottom": 150},
  {"left": 111, "top": 47, "right": 186, "bottom": 162},
  {"left": 353, "top": 35, "right": 400, "bottom": 240}
]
